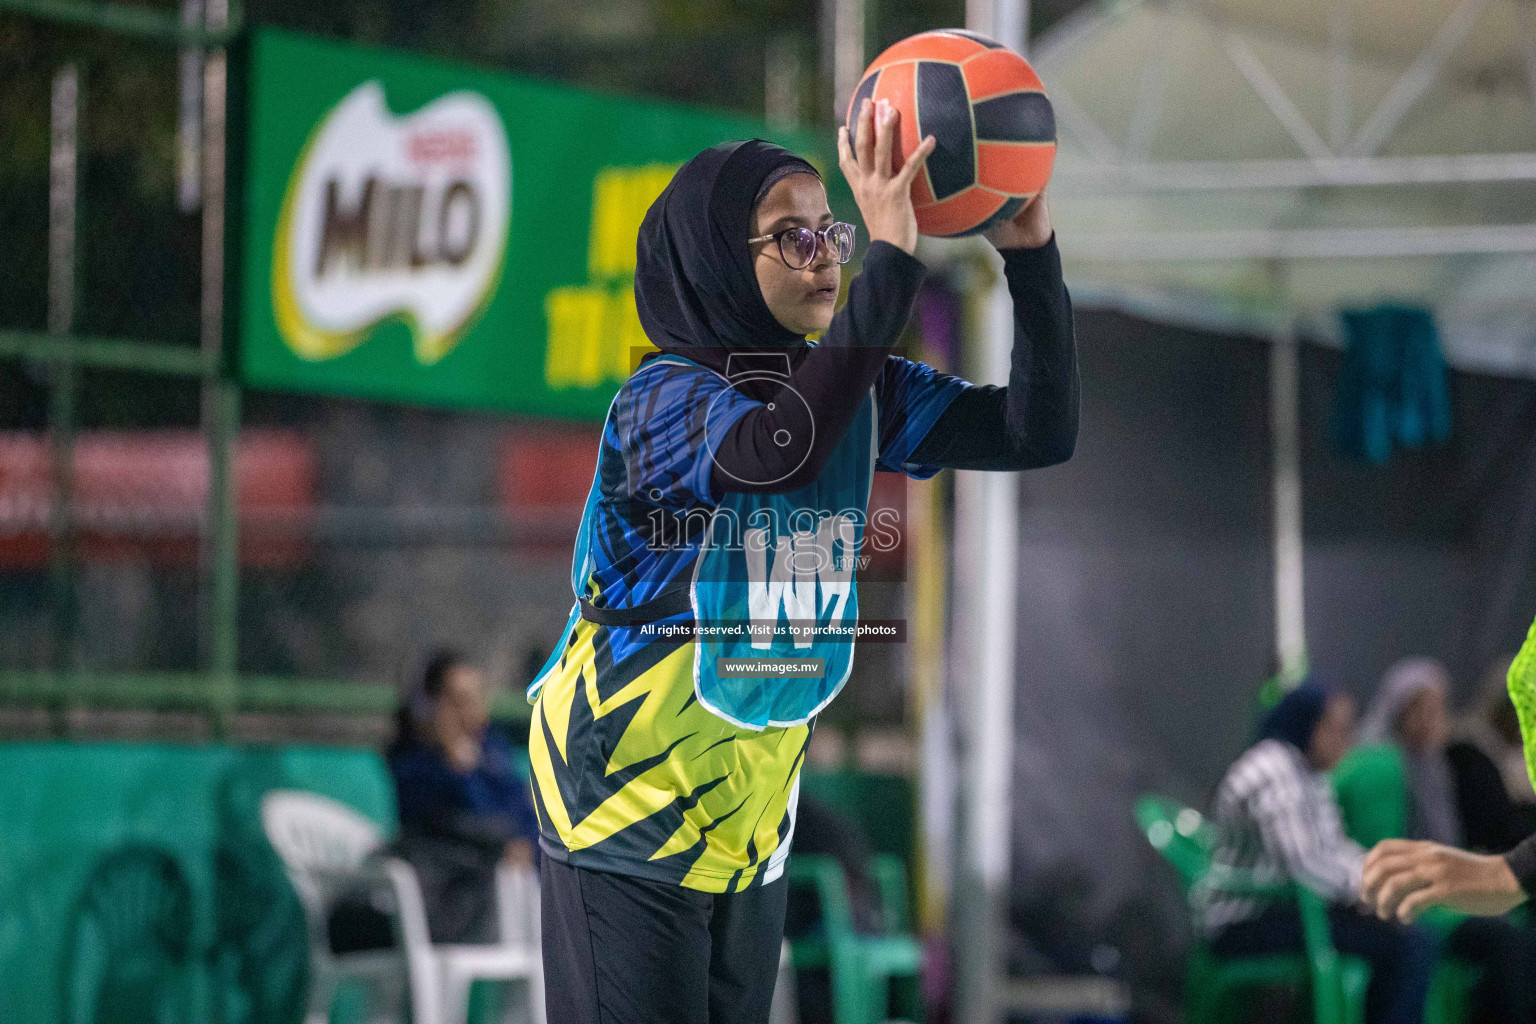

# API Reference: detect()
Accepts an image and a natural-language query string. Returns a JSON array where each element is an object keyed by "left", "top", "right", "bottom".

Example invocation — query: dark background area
[{"left": 1007, "top": 307, "right": 1536, "bottom": 1012}]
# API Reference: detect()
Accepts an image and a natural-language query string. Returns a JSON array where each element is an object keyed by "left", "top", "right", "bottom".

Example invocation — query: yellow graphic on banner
[{"left": 544, "top": 164, "right": 676, "bottom": 390}]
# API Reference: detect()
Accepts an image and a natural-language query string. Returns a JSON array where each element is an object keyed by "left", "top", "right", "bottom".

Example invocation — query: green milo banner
[{"left": 238, "top": 29, "right": 832, "bottom": 419}]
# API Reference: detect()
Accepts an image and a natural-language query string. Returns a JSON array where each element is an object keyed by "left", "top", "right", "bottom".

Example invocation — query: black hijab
[
  {"left": 634, "top": 139, "right": 821, "bottom": 380},
  {"left": 1256, "top": 676, "right": 1339, "bottom": 754}
]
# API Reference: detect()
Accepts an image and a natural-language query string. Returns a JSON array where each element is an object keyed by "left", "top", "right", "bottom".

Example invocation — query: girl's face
[
  {"left": 750, "top": 173, "right": 841, "bottom": 335},
  {"left": 433, "top": 664, "right": 488, "bottom": 744},
  {"left": 1397, "top": 687, "right": 1448, "bottom": 753},
  {"left": 1308, "top": 693, "right": 1357, "bottom": 771}
]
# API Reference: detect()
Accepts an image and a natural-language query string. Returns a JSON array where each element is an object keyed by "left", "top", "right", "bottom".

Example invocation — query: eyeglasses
[{"left": 747, "top": 222, "right": 857, "bottom": 270}]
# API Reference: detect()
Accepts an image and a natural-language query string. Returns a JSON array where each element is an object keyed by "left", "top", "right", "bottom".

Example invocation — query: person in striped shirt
[{"left": 1198, "top": 678, "right": 1436, "bottom": 1024}]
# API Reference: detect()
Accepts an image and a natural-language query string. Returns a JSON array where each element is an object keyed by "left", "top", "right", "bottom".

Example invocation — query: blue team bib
[
  {"left": 688, "top": 371, "right": 875, "bottom": 730},
  {"left": 529, "top": 352, "right": 876, "bottom": 732}
]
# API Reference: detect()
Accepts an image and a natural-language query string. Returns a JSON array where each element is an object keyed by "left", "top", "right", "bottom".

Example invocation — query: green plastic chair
[
  {"left": 1135, "top": 795, "right": 1370, "bottom": 1024},
  {"left": 1331, "top": 744, "right": 1483, "bottom": 1024},
  {"left": 787, "top": 852, "right": 924, "bottom": 1024},
  {"left": 1331, "top": 744, "right": 1409, "bottom": 850},
  {"left": 798, "top": 769, "right": 914, "bottom": 862}
]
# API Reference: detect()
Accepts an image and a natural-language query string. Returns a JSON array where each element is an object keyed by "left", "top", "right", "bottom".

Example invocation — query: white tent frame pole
[
  {"left": 1222, "top": 32, "right": 1333, "bottom": 161},
  {"left": 1048, "top": 86, "right": 1124, "bottom": 164},
  {"left": 1058, "top": 152, "right": 1536, "bottom": 191},
  {"left": 1126, "top": 11, "right": 1170, "bottom": 159},
  {"left": 1349, "top": 0, "right": 1491, "bottom": 157},
  {"left": 1328, "top": 0, "right": 1351, "bottom": 152},
  {"left": 1519, "top": 1, "right": 1536, "bottom": 110},
  {"left": 1270, "top": 302, "right": 1307, "bottom": 679},
  {"left": 953, "top": 5, "right": 1027, "bottom": 1024},
  {"left": 1067, "top": 221, "right": 1536, "bottom": 261}
]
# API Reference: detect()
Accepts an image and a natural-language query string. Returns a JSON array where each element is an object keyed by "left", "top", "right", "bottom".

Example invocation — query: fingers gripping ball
[{"left": 846, "top": 29, "right": 1057, "bottom": 238}]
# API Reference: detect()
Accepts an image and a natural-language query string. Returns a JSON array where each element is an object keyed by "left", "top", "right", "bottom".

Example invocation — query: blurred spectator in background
[
  {"left": 1198, "top": 678, "right": 1436, "bottom": 1024},
  {"left": 330, "top": 650, "right": 539, "bottom": 951},
  {"left": 386, "top": 650, "right": 540, "bottom": 943},
  {"left": 1450, "top": 655, "right": 1536, "bottom": 853},
  {"left": 1355, "top": 657, "right": 1536, "bottom": 1024},
  {"left": 1360, "top": 658, "right": 1463, "bottom": 846}
]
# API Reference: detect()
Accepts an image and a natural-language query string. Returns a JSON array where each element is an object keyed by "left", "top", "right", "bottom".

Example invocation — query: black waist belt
[{"left": 578, "top": 587, "right": 694, "bottom": 627}]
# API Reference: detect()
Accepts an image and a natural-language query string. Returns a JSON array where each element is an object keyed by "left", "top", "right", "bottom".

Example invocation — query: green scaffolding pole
[
  {"left": 0, "top": 0, "right": 536, "bottom": 731},
  {"left": 0, "top": 0, "right": 242, "bottom": 45},
  {"left": 206, "top": 380, "right": 241, "bottom": 735},
  {"left": 4, "top": 0, "right": 252, "bottom": 733}
]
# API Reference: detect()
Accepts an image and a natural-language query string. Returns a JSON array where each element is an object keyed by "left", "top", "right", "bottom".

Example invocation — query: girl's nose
[{"left": 810, "top": 236, "right": 838, "bottom": 269}]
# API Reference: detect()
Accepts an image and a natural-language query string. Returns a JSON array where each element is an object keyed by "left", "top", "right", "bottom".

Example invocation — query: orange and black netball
[{"left": 846, "top": 29, "right": 1057, "bottom": 237}]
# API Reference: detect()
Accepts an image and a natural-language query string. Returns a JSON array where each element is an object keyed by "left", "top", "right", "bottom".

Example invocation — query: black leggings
[
  {"left": 1444, "top": 916, "right": 1536, "bottom": 1024},
  {"left": 540, "top": 856, "right": 788, "bottom": 1024},
  {"left": 1211, "top": 904, "right": 1437, "bottom": 1024}
]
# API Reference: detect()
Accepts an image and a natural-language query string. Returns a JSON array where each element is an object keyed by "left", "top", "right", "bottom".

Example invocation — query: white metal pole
[
  {"left": 48, "top": 66, "right": 78, "bottom": 339},
  {"left": 821, "top": 0, "right": 866, "bottom": 122},
  {"left": 765, "top": 33, "right": 803, "bottom": 130},
  {"left": 1328, "top": 0, "right": 1351, "bottom": 153},
  {"left": 48, "top": 64, "right": 79, "bottom": 694},
  {"left": 1270, "top": 308, "right": 1307, "bottom": 679},
  {"left": 954, "top": 4, "right": 1027, "bottom": 1021},
  {"left": 177, "top": 0, "right": 205, "bottom": 213}
]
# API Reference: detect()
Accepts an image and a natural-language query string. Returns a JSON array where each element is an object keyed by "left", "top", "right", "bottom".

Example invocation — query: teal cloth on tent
[{"left": 1333, "top": 305, "right": 1452, "bottom": 464}]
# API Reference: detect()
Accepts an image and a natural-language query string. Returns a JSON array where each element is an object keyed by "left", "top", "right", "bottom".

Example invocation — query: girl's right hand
[{"left": 838, "top": 97, "right": 936, "bottom": 256}]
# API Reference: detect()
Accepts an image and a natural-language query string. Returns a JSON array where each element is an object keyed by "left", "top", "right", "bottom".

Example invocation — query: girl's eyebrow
[{"left": 765, "top": 212, "right": 837, "bottom": 232}]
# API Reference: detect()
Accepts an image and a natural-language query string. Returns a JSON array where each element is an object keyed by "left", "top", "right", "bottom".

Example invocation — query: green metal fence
[{"left": 0, "top": 0, "right": 550, "bottom": 734}]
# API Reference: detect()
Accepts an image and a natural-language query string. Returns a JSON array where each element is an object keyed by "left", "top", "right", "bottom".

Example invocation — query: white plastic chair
[
  {"left": 260, "top": 789, "right": 545, "bottom": 1024},
  {"left": 260, "top": 789, "right": 405, "bottom": 1024},
  {"left": 381, "top": 857, "right": 544, "bottom": 1024}
]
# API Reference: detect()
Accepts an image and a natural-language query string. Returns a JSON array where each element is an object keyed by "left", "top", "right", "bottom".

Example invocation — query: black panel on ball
[
  {"left": 845, "top": 70, "right": 882, "bottom": 149},
  {"left": 942, "top": 194, "right": 1028, "bottom": 237},
  {"left": 986, "top": 195, "right": 1028, "bottom": 230},
  {"left": 972, "top": 92, "right": 1056, "bottom": 143},
  {"left": 915, "top": 62, "right": 976, "bottom": 200}
]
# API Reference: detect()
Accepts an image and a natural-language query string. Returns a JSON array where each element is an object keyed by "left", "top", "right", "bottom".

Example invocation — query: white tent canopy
[
  {"left": 929, "top": 5, "right": 1536, "bottom": 1018},
  {"left": 927, "top": 4, "right": 1536, "bottom": 1018},
  {"left": 1035, "top": 0, "right": 1536, "bottom": 378}
]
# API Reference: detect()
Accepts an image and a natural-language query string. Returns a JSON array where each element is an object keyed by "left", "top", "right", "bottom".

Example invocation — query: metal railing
[{"left": 0, "top": 0, "right": 541, "bottom": 732}]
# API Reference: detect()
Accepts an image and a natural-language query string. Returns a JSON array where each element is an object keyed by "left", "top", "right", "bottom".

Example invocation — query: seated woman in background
[
  {"left": 329, "top": 650, "right": 540, "bottom": 952},
  {"left": 1359, "top": 659, "right": 1462, "bottom": 846},
  {"left": 1449, "top": 655, "right": 1536, "bottom": 854},
  {"left": 386, "top": 650, "right": 540, "bottom": 944},
  {"left": 1198, "top": 677, "right": 1436, "bottom": 1024},
  {"left": 1355, "top": 657, "right": 1536, "bottom": 1024}
]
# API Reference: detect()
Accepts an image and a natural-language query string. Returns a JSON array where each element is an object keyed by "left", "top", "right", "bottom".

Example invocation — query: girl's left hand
[
  {"left": 1361, "top": 839, "right": 1526, "bottom": 922},
  {"left": 983, "top": 189, "right": 1053, "bottom": 250}
]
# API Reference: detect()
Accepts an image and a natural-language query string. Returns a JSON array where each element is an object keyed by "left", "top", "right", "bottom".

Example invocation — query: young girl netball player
[{"left": 528, "top": 97, "right": 1079, "bottom": 1023}]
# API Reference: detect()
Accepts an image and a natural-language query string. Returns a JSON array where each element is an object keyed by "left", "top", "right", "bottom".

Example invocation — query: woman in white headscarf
[{"left": 1361, "top": 657, "right": 1464, "bottom": 846}]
